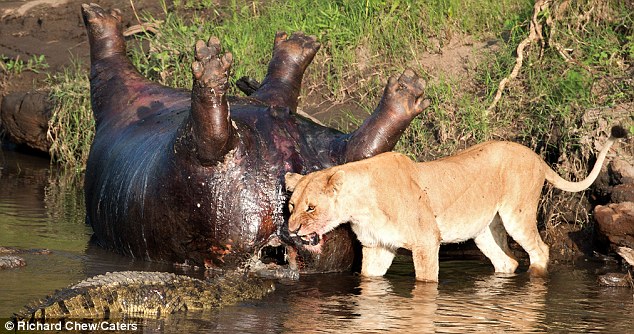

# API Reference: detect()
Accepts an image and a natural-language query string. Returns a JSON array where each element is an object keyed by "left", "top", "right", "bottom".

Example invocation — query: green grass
[
  {"left": 0, "top": 54, "right": 48, "bottom": 75},
  {"left": 129, "top": 0, "right": 528, "bottom": 94},
  {"left": 46, "top": 60, "right": 93, "bottom": 172}
]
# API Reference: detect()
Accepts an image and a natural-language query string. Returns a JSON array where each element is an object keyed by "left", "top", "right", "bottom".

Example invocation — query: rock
[
  {"left": 617, "top": 247, "right": 634, "bottom": 266},
  {"left": 610, "top": 158, "right": 634, "bottom": 184},
  {"left": 612, "top": 183, "right": 634, "bottom": 203},
  {"left": 0, "top": 246, "right": 51, "bottom": 255},
  {"left": 0, "top": 90, "right": 52, "bottom": 152},
  {"left": 597, "top": 272, "right": 633, "bottom": 287},
  {"left": 595, "top": 202, "right": 634, "bottom": 249},
  {"left": 0, "top": 255, "right": 26, "bottom": 269}
]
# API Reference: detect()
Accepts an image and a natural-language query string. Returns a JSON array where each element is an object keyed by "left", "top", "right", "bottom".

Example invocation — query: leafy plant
[{"left": 0, "top": 54, "right": 48, "bottom": 75}]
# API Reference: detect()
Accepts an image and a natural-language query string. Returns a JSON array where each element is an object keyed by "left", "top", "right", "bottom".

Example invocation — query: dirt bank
[{"left": 0, "top": 0, "right": 166, "bottom": 93}]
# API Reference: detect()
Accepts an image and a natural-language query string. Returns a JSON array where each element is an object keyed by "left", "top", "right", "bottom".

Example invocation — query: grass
[
  {"left": 129, "top": 0, "right": 529, "bottom": 94},
  {"left": 43, "top": 0, "right": 633, "bottom": 226},
  {"left": 46, "top": 60, "right": 93, "bottom": 172},
  {"left": 0, "top": 54, "right": 48, "bottom": 76}
]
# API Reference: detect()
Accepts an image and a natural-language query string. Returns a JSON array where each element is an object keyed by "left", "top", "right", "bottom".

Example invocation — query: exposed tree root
[{"left": 486, "top": 0, "right": 551, "bottom": 114}]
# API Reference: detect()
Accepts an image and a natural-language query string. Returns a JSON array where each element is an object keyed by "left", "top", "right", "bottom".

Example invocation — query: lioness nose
[{"left": 289, "top": 223, "right": 302, "bottom": 236}]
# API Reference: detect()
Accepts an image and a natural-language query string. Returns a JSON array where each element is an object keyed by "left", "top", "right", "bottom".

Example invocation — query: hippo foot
[
  {"left": 81, "top": 4, "right": 122, "bottom": 40},
  {"left": 185, "top": 36, "right": 237, "bottom": 164},
  {"left": 341, "top": 68, "right": 430, "bottom": 161},
  {"left": 381, "top": 69, "right": 431, "bottom": 119},
  {"left": 272, "top": 31, "right": 321, "bottom": 71},
  {"left": 192, "top": 36, "right": 233, "bottom": 98},
  {"left": 250, "top": 32, "right": 320, "bottom": 109}
]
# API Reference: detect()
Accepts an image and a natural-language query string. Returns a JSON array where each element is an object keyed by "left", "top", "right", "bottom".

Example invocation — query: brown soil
[
  {"left": 0, "top": 1, "right": 170, "bottom": 153},
  {"left": 0, "top": 0, "right": 166, "bottom": 94}
]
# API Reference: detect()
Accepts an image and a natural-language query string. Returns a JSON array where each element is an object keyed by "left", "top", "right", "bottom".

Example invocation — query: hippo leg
[
  {"left": 251, "top": 32, "right": 320, "bottom": 112},
  {"left": 81, "top": 4, "right": 130, "bottom": 64},
  {"left": 179, "top": 37, "right": 237, "bottom": 164},
  {"left": 81, "top": 4, "right": 187, "bottom": 125},
  {"left": 343, "top": 69, "right": 430, "bottom": 162}
]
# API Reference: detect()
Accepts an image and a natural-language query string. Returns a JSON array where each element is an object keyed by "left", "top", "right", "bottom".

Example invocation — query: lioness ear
[
  {"left": 327, "top": 170, "right": 345, "bottom": 193},
  {"left": 285, "top": 173, "right": 304, "bottom": 192}
]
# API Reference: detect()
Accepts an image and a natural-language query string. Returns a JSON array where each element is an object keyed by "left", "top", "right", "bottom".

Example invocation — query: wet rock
[
  {"left": 617, "top": 246, "right": 634, "bottom": 267},
  {"left": 0, "top": 246, "right": 51, "bottom": 255},
  {"left": 0, "top": 90, "right": 52, "bottom": 152},
  {"left": 583, "top": 108, "right": 634, "bottom": 255},
  {"left": 597, "top": 272, "right": 633, "bottom": 287},
  {"left": 595, "top": 202, "right": 634, "bottom": 249},
  {"left": 0, "top": 255, "right": 26, "bottom": 269}
]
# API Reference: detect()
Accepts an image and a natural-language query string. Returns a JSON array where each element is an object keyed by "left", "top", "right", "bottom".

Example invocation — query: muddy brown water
[{"left": 1, "top": 147, "right": 633, "bottom": 333}]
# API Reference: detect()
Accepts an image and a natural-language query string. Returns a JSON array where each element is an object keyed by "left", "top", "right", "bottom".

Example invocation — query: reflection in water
[
  {"left": 0, "top": 149, "right": 171, "bottom": 318},
  {"left": 1, "top": 148, "right": 633, "bottom": 333},
  {"left": 279, "top": 268, "right": 546, "bottom": 333},
  {"left": 350, "top": 277, "right": 438, "bottom": 332},
  {"left": 435, "top": 270, "right": 547, "bottom": 333},
  {"left": 0, "top": 149, "right": 90, "bottom": 317}
]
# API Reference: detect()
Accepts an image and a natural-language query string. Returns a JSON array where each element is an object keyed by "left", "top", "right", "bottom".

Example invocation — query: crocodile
[{"left": 13, "top": 271, "right": 274, "bottom": 321}]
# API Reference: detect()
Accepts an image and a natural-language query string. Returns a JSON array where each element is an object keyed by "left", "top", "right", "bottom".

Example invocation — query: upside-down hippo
[{"left": 81, "top": 4, "right": 430, "bottom": 276}]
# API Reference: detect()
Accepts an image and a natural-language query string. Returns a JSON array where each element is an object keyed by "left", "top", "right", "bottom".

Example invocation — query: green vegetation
[
  {"left": 0, "top": 54, "right": 49, "bottom": 98},
  {"left": 44, "top": 0, "right": 632, "bottom": 226},
  {"left": 46, "top": 60, "right": 93, "bottom": 171},
  {"left": 0, "top": 54, "right": 48, "bottom": 75},
  {"left": 132, "top": 0, "right": 531, "bottom": 96}
]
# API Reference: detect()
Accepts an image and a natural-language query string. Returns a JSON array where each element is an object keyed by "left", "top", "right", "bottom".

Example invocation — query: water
[{"left": 1, "top": 148, "right": 633, "bottom": 333}]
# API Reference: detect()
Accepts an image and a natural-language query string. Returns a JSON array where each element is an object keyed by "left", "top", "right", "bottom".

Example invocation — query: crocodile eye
[{"left": 306, "top": 205, "right": 315, "bottom": 213}]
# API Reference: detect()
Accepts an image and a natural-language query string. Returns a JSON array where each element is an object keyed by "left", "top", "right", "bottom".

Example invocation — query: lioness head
[{"left": 285, "top": 170, "right": 345, "bottom": 253}]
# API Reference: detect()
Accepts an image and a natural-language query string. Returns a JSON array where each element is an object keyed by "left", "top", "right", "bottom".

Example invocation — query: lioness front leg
[
  {"left": 412, "top": 242, "right": 440, "bottom": 282},
  {"left": 361, "top": 246, "right": 396, "bottom": 277}
]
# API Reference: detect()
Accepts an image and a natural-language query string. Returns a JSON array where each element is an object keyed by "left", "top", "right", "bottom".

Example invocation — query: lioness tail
[{"left": 545, "top": 125, "right": 628, "bottom": 192}]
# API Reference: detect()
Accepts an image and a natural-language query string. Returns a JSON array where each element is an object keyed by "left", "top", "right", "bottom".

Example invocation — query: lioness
[{"left": 285, "top": 127, "right": 627, "bottom": 282}]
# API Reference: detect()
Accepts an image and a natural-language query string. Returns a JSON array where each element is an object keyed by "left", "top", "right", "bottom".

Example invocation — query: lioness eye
[
  {"left": 306, "top": 205, "right": 315, "bottom": 213},
  {"left": 289, "top": 203, "right": 294, "bottom": 213}
]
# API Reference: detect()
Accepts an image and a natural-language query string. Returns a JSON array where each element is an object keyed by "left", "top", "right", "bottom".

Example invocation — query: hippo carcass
[{"left": 82, "top": 4, "right": 430, "bottom": 275}]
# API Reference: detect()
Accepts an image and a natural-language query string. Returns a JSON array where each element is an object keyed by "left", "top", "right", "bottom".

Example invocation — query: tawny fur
[{"left": 285, "top": 131, "right": 625, "bottom": 282}]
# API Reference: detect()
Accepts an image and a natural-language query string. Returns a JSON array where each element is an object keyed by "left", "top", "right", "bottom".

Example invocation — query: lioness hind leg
[
  {"left": 474, "top": 215, "right": 519, "bottom": 273},
  {"left": 361, "top": 246, "right": 396, "bottom": 277},
  {"left": 499, "top": 208, "right": 549, "bottom": 276}
]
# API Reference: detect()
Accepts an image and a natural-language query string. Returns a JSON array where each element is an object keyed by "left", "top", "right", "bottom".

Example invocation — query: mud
[{"left": 0, "top": 0, "right": 166, "bottom": 93}]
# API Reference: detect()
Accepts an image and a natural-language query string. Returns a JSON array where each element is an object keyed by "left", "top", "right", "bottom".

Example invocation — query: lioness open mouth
[{"left": 300, "top": 232, "right": 321, "bottom": 246}]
